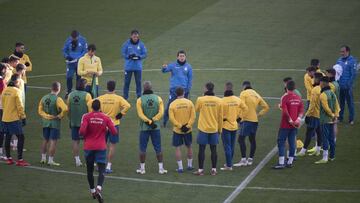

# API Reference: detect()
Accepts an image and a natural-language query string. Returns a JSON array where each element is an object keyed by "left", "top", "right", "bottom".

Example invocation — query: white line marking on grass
[
  {"left": 27, "top": 68, "right": 304, "bottom": 78},
  {"left": 223, "top": 146, "right": 278, "bottom": 203},
  {"left": 25, "top": 165, "right": 236, "bottom": 189},
  {"left": 246, "top": 186, "right": 360, "bottom": 193}
]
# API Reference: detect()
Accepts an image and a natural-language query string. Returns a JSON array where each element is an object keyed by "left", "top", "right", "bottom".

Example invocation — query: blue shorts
[
  {"left": 197, "top": 131, "right": 219, "bottom": 145},
  {"left": 84, "top": 150, "right": 107, "bottom": 164},
  {"left": 172, "top": 132, "right": 192, "bottom": 147},
  {"left": 43, "top": 127, "right": 60, "bottom": 140},
  {"left": 106, "top": 125, "right": 119, "bottom": 144},
  {"left": 239, "top": 121, "right": 258, "bottom": 137},
  {"left": 3, "top": 121, "right": 23, "bottom": 135},
  {"left": 71, "top": 127, "right": 82, "bottom": 141},
  {"left": 305, "top": 116, "right": 320, "bottom": 129},
  {"left": 139, "top": 130, "right": 161, "bottom": 154}
]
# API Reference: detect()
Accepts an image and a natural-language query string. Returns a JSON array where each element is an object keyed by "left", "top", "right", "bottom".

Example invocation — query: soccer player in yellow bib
[
  {"left": 193, "top": 82, "right": 223, "bottom": 176},
  {"left": 297, "top": 72, "right": 324, "bottom": 157},
  {"left": 169, "top": 87, "right": 196, "bottom": 173},
  {"left": 78, "top": 44, "right": 103, "bottom": 97},
  {"left": 12, "top": 42, "right": 32, "bottom": 90},
  {"left": 92, "top": 80, "right": 131, "bottom": 173},
  {"left": 234, "top": 81, "right": 269, "bottom": 167},
  {"left": 220, "top": 82, "right": 247, "bottom": 171}
]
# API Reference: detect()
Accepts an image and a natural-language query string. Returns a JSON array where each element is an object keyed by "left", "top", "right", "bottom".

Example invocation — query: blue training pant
[
  {"left": 123, "top": 70, "right": 142, "bottom": 100},
  {"left": 221, "top": 129, "right": 237, "bottom": 167},
  {"left": 66, "top": 62, "right": 80, "bottom": 93},
  {"left": 277, "top": 128, "right": 297, "bottom": 157},
  {"left": 339, "top": 87, "right": 355, "bottom": 122},
  {"left": 321, "top": 123, "right": 336, "bottom": 159}
]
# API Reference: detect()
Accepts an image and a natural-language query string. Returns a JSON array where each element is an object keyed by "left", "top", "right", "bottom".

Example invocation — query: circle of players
[{"left": 0, "top": 30, "right": 357, "bottom": 201}]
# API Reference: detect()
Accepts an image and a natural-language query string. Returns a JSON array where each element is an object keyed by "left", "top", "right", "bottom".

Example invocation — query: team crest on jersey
[
  {"left": 73, "top": 96, "right": 80, "bottom": 103},
  {"left": 147, "top": 99, "right": 154, "bottom": 107},
  {"left": 45, "top": 98, "right": 51, "bottom": 106}
]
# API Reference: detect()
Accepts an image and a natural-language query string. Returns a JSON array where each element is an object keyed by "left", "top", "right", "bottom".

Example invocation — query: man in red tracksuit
[
  {"left": 79, "top": 99, "right": 117, "bottom": 203},
  {"left": 273, "top": 80, "right": 304, "bottom": 169}
]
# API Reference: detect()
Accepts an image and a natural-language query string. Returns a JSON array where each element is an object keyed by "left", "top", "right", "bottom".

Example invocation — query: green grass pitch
[{"left": 0, "top": 0, "right": 359, "bottom": 202}]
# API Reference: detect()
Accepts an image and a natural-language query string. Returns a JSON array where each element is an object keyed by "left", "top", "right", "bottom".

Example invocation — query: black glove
[
  {"left": 305, "top": 116, "right": 310, "bottom": 125},
  {"left": 128, "top": 54, "right": 136, "bottom": 59},
  {"left": 132, "top": 55, "right": 140, "bottom": 60},
  {"left": 66, "top": 56, "right": 74, "bottom": 61},
  {"left": 146, "top": 121, "right": 157, "bottom": 129},
  {"left": 236, "top": 117, "right": 242, "bottom": 123},
  {"left": 115, "top": 113, "right": 123, "bottom": 120},
  {"left": 180, "top": 125, "right": 190, "bottom": 133},
  {"left": 24, "top": 62, "right": 30, "bottom": 67},
  {"left": 21, "top": 119, "right": 26, "bottom": 126}
]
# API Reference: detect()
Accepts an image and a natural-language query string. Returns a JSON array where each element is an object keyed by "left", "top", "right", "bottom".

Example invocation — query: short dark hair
[
  {"left": 326, "top": 68, "right": 336, "bottom": 76},
  {"left": 15, "top": 42, "right": 24, "bottom": 47},
  {"left": 320, "top": 76, "right": 329, "bottom": 83},
  {"left": 286, "top": 80, "right": 296, "bottom": 91},
  {"left": 306, "top": 66, "right": 316, "bottom": 72},
  {"left": 76, "top": 78, "right": 87, "bottom": 91},
  {"left": 314, "top": 72, "right": 323, "bottom": 80},
  {"left": 87, "top": 44, "right": 96, "bottom": 51},
  {"left": 205, "top": 82, "right": 214, "bottom": 92},
  {"left": 131, "top": 29, "right": 139, "bottom": 35},
  {"left": 0, "top": 63, "right": 6, "bottom": 76},
  {"left": 107, "top": 80, "right": 116, "bottom": 92},
  {"left": 175, "top": 87, "right": 184, "bottom": 97},
  {"left": 16, "top": 64, "right": 26, "bottom": 72},
  {"left": 242, "top": 81, "right": 251, "bottom": 88},
  {"left": 225, "top": 82, "right": 233, "bottom": 91},
  {"left": 341, "top": 45, "right": 350, "bottom": 52},
  {"left": 177, "top": 50, "right": 186, "bottom": 56},
  {"left": 9, "top": 55, "right": 20, "bottom": 62},
  {"left": 310, "top": 59, "right": 320, "bottom": 67},
  {"left": 8, "top": 74, "right": 19, "bottom": 86},
  {"left": 92, "top": 99, "right": 101, "bottom": 111},
  {"left": 71, "top": 30, "right": 79, "bottom": 38},
  {"left": 283, "top": 77, "right": 292, "bottom": 83},
  {"left": 1, "top": 57, "right": 9, "bottom": 63},
  {"left": 51, "top": 82, "right": 60, "bottom": 92}
]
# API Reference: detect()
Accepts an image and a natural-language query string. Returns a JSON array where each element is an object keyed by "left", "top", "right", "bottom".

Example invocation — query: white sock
[
  {"left": 187, "top": 159, "right": 193, "bottom": 167},
  {"left": 316, "top": 146, "right": 321, "bottom": 153},
  {"left": 279, "top": 156, "right": 285, "bottom": 165},
  {"left": 41, "top": 153, "right": 46, "bottom": 160},
  {"left": 212, "top": 168, "right": 217, "bottom": 172},
  {"left": 300, "top": 148, "right": 307, "bottom": 154},
  {"left": 288, "top": 157, "right": 294, "bottom": 165},
  {"left": 106, "top": 162, "right": 112, "bottom": 170},
  {"left": 90, "top": 188, "right": 96, "bottom": 193},
  {"left": 158, "top": 162, "right": 164, "bottom": 170},
  {"left": 323, "top": 150, "right": 328, "bottom": 161},
  {"left": 241, "top": 157, "right": 247, "bottom": 161},
  {"left": 198, "top": 168, "right": 204, "bottom": 172},
  {"left": 48, "top": 156, "right": 54, "bottom": 163},
  {"left": 96, "top": 185, "right": 102, "bottom": 191},
  {"left": 286, "top": 150, "right": 289, "bottom": 158},
  {"left": 177, "top": 160, "right": 183, "bottom": 170},
  {"left": 140, "top": 163, "right": 145, "bottom": 170},
  {"left": 0, "top": 147, "right": 3, "bottom": 154},
  {"left": 75, "top": 156, "right": 80, "bottom": 163}
]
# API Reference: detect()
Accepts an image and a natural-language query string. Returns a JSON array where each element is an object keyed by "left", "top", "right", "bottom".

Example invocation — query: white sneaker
[
  {"left": 76, "top": 162, "right": 83, "bottom": 167},
  {"left": 136, "top": 168, "right": 146, "bottom": 175},
  {"left": 247, "top": 158, "right": 253, "bottom": 166},
  {"left": 220, "top": 166, "right": 233, "bottom": 171},
  {"left": 159, "top": 169, "right": 168, "bottom": 175},
  {"left": 233, "top": 159, "right": 248, "bottom": 167}
]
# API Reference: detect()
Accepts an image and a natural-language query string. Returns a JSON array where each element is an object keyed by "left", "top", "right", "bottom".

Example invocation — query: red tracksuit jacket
[{"left": 280, "top": 91, "right": 304, "bottom": 129}]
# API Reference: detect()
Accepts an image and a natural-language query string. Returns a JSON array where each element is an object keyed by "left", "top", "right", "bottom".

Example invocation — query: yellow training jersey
[
  {"left": 93, "top": 93, "right": 131, "bottom": 125},
  {"left": 1, "top": 86, "right": 25, "bottom": 122},
  {"left": 240, "top": 89, "right": 269, "bottom": 122},
  {"left": 304, "top": 73, "right": 313, "bottom": 100},
  {"left": 38, "top": 97, "right": 68, "bottom": 120},
  {"left": 195, "top": 95, "right": 223, "bottom": 133},
  {"left": 319, "top": 92, "right": 340, "bottom": 119},
  {"left": 169, "top": 98, "right": 196, "bottom": 134},
  {"left": 222, "top": 96, "right": 248, "bottom": 131},
  {"left": 306, "top": 85, "right": 321, "bottom": 118},
  {"left": 18, "top": 78, "right": 25, "bottom": 107},
  {"left": 4, "top": 64, "right": 13, "bottom": 83},
  {"left": 329, "top": 83, "right": 335, "bottom": 93},
  {"left": 19, "top": 54, "right": 32, "bottom": 84},
  {"left": 77, "top": 54, "right": 103, "bottom": 85}
]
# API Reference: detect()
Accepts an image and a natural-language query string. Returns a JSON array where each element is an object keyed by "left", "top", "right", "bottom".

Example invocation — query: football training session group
[{"left": 0, "top": 0, "right": 359, "bottom": 202}]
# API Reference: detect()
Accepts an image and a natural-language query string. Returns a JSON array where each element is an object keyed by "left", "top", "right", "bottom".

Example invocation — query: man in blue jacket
[
  {"left": 161, "top": 50, "right": 193, "bottom": 127},
  {"left": 336, "top": 45, "right": 358, "bottom": 124},
  {"left": 121, "top": 30, "right": 147, "bottom": 100},
  {"left": 62, "top": 30, "right": 88, "bottom": 98}
]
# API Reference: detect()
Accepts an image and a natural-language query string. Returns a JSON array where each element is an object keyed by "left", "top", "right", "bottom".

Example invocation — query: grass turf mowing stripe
[
  {"left": 223, "top": 146, "right": 278, "bottom": 203},
  {"left": 245, "top": 187, "right": 360, "bottom": 193}
]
